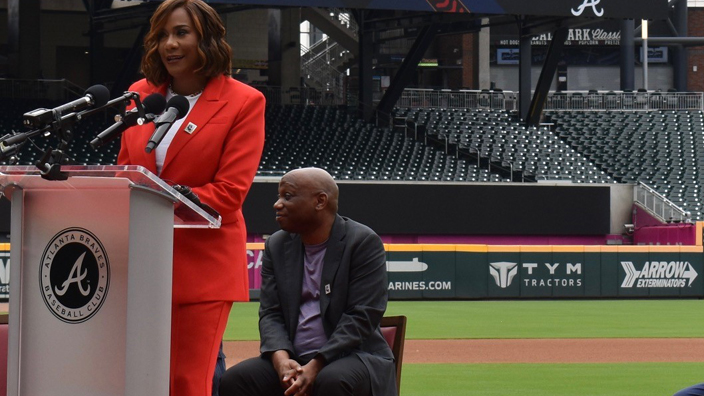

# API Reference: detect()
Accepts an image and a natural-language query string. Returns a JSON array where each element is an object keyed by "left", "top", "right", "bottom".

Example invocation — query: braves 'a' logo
[
  {"left": 571, "top": 0, "right": 604, "bottom": 17},
  {"left": 54, "top": 253, "right": 91, "bottom": 297}
]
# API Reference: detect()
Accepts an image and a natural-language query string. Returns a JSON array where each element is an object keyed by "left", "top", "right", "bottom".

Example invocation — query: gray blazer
[{"left": 258, "top": 215, "right": 397, "bottom": 396}]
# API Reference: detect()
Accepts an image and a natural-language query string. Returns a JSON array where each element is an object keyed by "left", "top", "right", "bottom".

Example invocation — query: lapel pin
[
  {"left": 325, "top": 284, "right": 331, "bottom": 295},
  {"left": 184, "top": 122, "right": 197, "bottom": 134}
]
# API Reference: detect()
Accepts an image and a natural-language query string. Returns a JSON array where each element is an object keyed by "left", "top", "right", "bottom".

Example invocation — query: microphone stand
[
  {"left": 0, "top": 92, "right": 142, "bottom": 181},
  {"left": 0, "top": 109, "right": 80, "bottom": 180},
  {"left": 35, "top": 108, "right": 81, "bottom": 181}
]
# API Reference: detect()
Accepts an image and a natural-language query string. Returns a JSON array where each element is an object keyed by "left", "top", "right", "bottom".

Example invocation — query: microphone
[
  {"left": 54, "top": 84, "right": 111, "bottom": 114},
  {"left": 90, "top": 93, "right": 166, "bottom": 149},
  {"left": 145, "top": 95, "right": 190, "bottom": 154},
  {"left": 23, "top": 84, "right": 110, "bottom": 128},
  {"left": 0, "top": 133, "right": 23, "bottom": 160}
]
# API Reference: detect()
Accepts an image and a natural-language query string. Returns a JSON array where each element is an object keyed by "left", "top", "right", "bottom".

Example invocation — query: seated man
[{"left": 219, "top": 167, "right": 396, "bottom": 396}]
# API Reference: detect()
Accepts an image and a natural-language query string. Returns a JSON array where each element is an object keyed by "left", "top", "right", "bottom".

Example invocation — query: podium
[{"left": 0, "top": 165, "right": 220, "bottom": 396}]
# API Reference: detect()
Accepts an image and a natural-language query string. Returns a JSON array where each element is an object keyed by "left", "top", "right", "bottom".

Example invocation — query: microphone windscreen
[
  {"left": 85, "top": 84, "right": 110, "bottom": 107},
  {"left": 142, "top": 93, "right": 167, "bottom": 115},
  {"left": 167, "top": 95, "right": 190, "bottom": 120}
]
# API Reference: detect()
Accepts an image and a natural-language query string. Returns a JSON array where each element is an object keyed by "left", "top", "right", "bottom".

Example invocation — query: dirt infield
[{"left": 223, "top": 338, "right": 704, "bottom": 367}]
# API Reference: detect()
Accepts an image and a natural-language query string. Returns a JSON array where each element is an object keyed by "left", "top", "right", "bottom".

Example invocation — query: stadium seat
[
  {"left": 381, "top": 315, "right": 407, "bottom": 396},
  {"left": 548, "top": 108, "right": 704, "bottom": 219}
]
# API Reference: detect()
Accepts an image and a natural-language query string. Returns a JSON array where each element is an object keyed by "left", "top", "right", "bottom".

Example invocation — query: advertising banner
[
  {"left": 386, "top": 245, "right": 426, "bottom": 299},
  {"left": 617, "top": 248, "right": 702, "bottom": 298},
  {"left": 486, "top": 246, "right": 587, "bottom": 298},
  {"left": 239, "top": 243, "right": 703, "bottom": 300},
  {"left": 0, "top": 244, "right": 8, "bottom": 302}
]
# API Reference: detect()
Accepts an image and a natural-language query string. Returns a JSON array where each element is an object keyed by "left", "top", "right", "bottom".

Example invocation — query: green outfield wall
[
  {"left": 383, "top": 244, "right": 703, "bottom": 299},
  {"left": 0, "top": 243, "right": 9, "bottom": 301},
  {"left": 2, "top": 241, "right": 702, "bottom": 302},
  {"left": 245, "top": 240, "right": 704, "bottom": 299}
]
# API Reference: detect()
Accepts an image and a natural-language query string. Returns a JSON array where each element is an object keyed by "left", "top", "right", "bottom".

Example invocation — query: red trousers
[{"left": 170, "top": 301, "right": 232, "bottom": 396}]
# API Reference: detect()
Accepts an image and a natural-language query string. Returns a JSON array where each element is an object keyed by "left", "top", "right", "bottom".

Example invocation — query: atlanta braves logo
[
  {"left": 571, "top": 0, "right": 604, "bottom": 17},
  {"left": 54, "top": 252, "right": 91, "bottom": 297},
  {"left": 40, "top": 228, "right": 110, "bottom": 324}
]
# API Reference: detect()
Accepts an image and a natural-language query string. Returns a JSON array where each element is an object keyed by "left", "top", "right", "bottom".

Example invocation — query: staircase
[{"left": 300, "top": 8, "right": 358, "bottom": 100}]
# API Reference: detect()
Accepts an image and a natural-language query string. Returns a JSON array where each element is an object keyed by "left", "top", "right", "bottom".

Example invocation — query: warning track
[{"left": 223, "top": 338, "right": 704, "bottom": 366}]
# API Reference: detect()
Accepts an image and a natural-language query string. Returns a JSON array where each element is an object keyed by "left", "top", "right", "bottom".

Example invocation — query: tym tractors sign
[{"left": 490, "top": 262, "right": 583, "bottom": 289}]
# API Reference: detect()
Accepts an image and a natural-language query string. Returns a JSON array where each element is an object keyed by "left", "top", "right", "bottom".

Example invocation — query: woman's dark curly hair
[{"left": 141, "top": 0, "right": 232, "bottom": 86}]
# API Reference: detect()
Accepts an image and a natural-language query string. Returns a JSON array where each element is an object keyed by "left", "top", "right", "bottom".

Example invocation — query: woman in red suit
[{"left": 117, "top": 0, "right": 265, "bottom": 394}]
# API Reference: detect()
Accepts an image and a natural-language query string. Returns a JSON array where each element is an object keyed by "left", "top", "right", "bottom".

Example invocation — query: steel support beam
[
  {"left": 358, "top": 12, "right": 375, "bottom": 122},
  {"left": 8, "top": 0, "right": 41, "bottom": 79},
  {"left": 111, "top": 24, "right": 148, "bottom": 97},
  {"left": 620, "top": 19, "right": 635, "bottom": 91},
  {"left": 526, "top": 27, "right": 568, "bottom": 127},
  {"left": 375, "top": 23, "right": 438, "bottom": 122},
  {"left": 518, "top": 24, "right": 532, "bottom": 121},
  {"left": 673, "top": 0, "right": 688, "bottom": 91},
  {"left": 87, "top": 0, "right": 115, "bottom": 85}
]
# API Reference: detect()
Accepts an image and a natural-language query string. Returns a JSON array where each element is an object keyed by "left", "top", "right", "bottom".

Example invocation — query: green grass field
[
  {"left": 400, "top": 363, "right": 704, "bottom": 396},
  {"left": 225, "top": 299, "right": 704, "bottom": 340},
  {"left": 224, "top": 300, "right": 704, "bottom": 396}
]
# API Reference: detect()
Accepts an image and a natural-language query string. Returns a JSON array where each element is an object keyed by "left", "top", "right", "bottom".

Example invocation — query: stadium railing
[
  {"left": 393, "top": 88, "right": 703, "bottom": 112},
  {"left": 253, "top": 85, "right": 346, "bottom": 107},
  {"left": 397, "top": 88, "right": 518, "bottom": 111},
  {"left": 2, "top": 79, "right": 700, "bottom": 113},
  {"left": 0, "top": 78, "right": 84, "bottom": 101},
  {"left": 544, "top": 90, "right": 703, "bottom": 112},
  {"left": 300, "top": 39, "right": 350, "bottom": 97},
  {"left": 634, "top": 181, "right": 692, "bottom": 224}
]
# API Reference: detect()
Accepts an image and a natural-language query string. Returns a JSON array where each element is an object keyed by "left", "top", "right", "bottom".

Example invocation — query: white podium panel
[
  {"left": 15, "top": 188, "right": 132, "bottom": 395},
  {"left": 0, "top": 165, "right": 218, "bottom": 396}
]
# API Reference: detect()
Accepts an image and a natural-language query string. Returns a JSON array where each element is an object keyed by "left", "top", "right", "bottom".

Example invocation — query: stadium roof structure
[
  {"left": 100, "top": 0, "right": 670, "bottom": 125},
  {"left": 193, "top": 0, "right": 667, "bottom": 125},
  {"left": 199, "top": 0, "right": 668, "bottom": 20}
]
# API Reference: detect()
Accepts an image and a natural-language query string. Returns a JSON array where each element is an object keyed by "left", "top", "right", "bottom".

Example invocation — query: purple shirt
[{"left": 293, "top": 241, "right": 329, "bottom": 357}]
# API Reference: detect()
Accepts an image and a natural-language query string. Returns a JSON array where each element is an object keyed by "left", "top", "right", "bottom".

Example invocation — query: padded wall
[{"left": 243, "top": 181, "right": 611, "bottom": 236}]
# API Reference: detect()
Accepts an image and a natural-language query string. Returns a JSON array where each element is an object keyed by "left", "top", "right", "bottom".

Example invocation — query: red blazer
[{"left": 118, "top": 75, "right": 265, "bottom": 303}]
